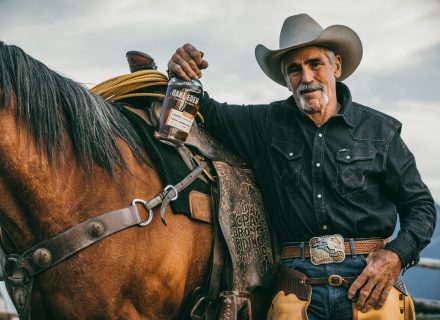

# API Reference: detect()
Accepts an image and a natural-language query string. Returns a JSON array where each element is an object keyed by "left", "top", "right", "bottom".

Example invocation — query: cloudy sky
[{"left": 1, "top": 0, "right": 439, "bottom": 200}]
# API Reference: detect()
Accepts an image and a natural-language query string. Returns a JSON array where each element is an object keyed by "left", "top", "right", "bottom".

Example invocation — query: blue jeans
[{"left": 280, "top": 254, "right": 367, "bottom": 320}]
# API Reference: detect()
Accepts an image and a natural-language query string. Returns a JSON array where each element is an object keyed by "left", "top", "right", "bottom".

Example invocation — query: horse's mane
[{"left": 0, "top": 41, "right": 145, "bottom": 174}]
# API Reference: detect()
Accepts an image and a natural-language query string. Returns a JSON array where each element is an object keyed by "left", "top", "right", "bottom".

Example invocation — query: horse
[
  {"left": 0, "top": 42, "right": 274, "bottom": 320},
  {"left": 0, "top": 41, "right": 219, "bottom": 319}
]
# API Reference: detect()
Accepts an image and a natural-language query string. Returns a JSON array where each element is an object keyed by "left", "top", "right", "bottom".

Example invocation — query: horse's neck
[{"left": 0, "top": 109, "right": 160, "bottom": 251}]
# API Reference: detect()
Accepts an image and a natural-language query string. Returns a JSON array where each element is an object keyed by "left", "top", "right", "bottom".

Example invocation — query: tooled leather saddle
[{"left": 121, "top": 51, "right": 276, "bottom": 320}]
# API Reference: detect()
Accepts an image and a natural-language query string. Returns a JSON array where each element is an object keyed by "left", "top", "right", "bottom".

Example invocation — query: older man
[{"left": 168, "top": 14, "right": 436, "bottom": 320}]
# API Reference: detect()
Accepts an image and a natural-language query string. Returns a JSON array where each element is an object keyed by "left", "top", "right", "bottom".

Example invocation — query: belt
[
  {"left": 281, "top": 238, "right": 385, "bottom": 260},
  {"left": 306, "top": 275, "right": 357, "bottom": 288}
]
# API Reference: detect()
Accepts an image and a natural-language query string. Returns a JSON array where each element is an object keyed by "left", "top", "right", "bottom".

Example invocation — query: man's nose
[{"left": 301, "top": 67, "right": 314, "bottom": 83}]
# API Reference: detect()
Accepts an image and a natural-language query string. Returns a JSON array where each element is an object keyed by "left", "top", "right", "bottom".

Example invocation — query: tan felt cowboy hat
[{"left": 255, "top": 13, "right": 363, "bottom": 86}]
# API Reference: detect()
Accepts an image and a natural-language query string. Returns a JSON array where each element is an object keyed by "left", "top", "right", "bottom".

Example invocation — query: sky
[{"left": 1, "top": 0, "right": 439, "bottom": 200}]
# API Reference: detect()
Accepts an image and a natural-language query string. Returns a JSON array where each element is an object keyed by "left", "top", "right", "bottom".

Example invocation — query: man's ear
[
  {"left": 280, "top": 60, "right": 293, "bottom": 92},
  {"left": 286, "top": 79, "right": 293, "bottom": 92},
  {"left": 283, "top": 71, "right": 293, "bottom": 92},
  {"left": 334, "top": 55, "right": 342, "bottom": 79}
]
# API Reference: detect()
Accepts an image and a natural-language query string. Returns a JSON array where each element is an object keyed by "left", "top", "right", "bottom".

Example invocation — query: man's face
[{"left": 282, "top": 46, "right": 342, "bottom": 114}]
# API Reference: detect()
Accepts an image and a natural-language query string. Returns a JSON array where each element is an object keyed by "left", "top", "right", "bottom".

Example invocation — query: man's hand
[
  {"left": 168, "top": 44, "right": 209, "bottom": 81},
  {"left": 348, "top": 249, "right": 402, "bottom": 313}
]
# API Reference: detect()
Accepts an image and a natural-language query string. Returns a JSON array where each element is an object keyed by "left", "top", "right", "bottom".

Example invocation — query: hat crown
[{"left": 279, "top": 14, "right": 323, "bottom": 49}]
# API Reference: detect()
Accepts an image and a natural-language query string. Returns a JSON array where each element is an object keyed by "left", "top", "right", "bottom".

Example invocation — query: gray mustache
[{"left": 297, "top": 82, "right": 324, "bottom": 95}]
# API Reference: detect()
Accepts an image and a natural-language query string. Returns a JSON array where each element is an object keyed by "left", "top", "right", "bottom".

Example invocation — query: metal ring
[
  {"left": 132, "top": 199, "right": 154, "bottom": 227},
  {"left": 163, "top": 185, "right": 178, "bottom": 201}
]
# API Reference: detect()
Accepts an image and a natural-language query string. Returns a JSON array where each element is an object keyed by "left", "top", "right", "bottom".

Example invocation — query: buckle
[
  {"left": 328, "top": 275, "right": 343, "bottom": 287},
  {"left": 309, "top": 234, "right": 345, "bottom": 265},
  {"left": 131, "top": 199, "right": 154, "bottom": 227}
]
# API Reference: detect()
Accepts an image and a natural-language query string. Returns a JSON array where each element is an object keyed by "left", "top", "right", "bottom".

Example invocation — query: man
[{"left": 168, "top": 14, "right": 436, "bottom": 319}]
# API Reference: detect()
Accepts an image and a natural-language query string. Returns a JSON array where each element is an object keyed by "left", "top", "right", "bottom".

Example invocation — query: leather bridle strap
[
  {"left": 11, "top": 161, "right": 208, "bottom": 278},
  {"left": 15, "top": 205, "right": 142, "bottom": 277}
]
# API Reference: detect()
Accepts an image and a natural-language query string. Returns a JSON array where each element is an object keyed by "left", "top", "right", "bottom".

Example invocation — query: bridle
[{"left": 0, "top": 161, "right": 208, "bottom": 320}]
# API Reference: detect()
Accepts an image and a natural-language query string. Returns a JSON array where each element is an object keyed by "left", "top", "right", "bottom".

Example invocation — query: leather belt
[
  {"left": 281, "top": 238, "right": 385, "bottom": 260},
  {"left": 305, "top": 275, "right": 357, "bottom": 288}
]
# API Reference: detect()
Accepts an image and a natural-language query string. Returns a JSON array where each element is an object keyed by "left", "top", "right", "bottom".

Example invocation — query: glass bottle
[{"left": 154, "top": 77, "right": 203, "bottom": 146}]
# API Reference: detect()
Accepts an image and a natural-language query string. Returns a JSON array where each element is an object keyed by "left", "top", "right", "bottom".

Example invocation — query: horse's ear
[{"left": 126, "top": 51, "right": 157, "bottom": 73}]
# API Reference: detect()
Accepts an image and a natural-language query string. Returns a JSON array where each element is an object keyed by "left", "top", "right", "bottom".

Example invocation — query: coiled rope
[
  {"left": 91, "top": 70, "right": 168, "bottom": 102},
  {"left": 91, "top": 69, "right": 205, "bottom": 123}
]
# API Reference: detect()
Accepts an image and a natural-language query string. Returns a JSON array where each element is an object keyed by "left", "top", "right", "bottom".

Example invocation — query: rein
[{"left": 0, "top": 161, "right": 208, "bottom": 320}]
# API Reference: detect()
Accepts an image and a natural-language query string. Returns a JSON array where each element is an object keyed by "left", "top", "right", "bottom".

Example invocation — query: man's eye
[{"left": 288, "top": 67, "right": 300, "bottom": 74}]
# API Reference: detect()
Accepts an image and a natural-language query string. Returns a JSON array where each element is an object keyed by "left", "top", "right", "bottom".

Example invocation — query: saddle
[{"left": 121, "top": 52, "right": 276, "bottom": 319}]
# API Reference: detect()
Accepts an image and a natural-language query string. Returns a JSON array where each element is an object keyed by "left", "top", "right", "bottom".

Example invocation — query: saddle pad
[{"left": 117, "top": 105, "right": 210, "bottom": 217}]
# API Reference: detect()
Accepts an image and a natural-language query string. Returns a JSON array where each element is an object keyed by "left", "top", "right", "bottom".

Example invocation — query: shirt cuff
[{"left": 384, "top": 232, "right": 419, "bottom": 272}]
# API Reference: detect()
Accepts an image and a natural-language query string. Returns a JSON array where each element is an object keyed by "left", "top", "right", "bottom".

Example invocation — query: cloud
[{"left": 1, "top": 0, "right": 439, "bottom": 201}]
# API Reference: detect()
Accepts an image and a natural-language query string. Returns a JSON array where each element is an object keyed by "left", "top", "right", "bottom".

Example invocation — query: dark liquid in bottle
[{"left": 154, "top": 78, "right": 202, "bottom": 146}]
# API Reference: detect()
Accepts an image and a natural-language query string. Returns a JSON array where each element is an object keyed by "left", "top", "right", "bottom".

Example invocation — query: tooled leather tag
[
  {"left": 309, "top": 234, "right": 345, "bottom": 265},
  {"left": 189, "top": 190, "right": 212, "bottom": 223}
]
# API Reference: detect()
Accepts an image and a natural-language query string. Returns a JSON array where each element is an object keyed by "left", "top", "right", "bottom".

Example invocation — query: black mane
[{"left": 0, "top": 41, "right": 145, "bottom": 174}]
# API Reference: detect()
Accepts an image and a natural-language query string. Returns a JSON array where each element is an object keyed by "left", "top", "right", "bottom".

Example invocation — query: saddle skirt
[{"left": 186, "top": 121, "right": 275, "bottom": 292}]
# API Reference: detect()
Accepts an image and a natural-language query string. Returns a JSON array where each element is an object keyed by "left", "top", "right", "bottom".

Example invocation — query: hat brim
[{"left": 255, "top": 25, "right": 363, "bottom": 87}]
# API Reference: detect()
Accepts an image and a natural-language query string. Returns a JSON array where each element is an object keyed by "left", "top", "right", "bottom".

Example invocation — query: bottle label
[
  {"left": 171, "top": 89, "right": 200, "bottom": 109},
  {"left": 165, "top": 108, "right": 195, "bottom": 133}
]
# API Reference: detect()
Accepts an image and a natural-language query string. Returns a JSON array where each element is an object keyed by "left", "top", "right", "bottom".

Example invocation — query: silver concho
[{"left": 309, "top": 234, "right": 345, "bottom": 265}]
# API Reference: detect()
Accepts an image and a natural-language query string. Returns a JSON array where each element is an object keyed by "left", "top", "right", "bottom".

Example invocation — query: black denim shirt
[{"left": 200, "top": 82, "right": 436, "bottom": 270}]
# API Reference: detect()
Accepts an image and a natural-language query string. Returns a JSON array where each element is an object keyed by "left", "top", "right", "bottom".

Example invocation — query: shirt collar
[{"left": 335, "top": 82, "right": 354, "bottom": 128}]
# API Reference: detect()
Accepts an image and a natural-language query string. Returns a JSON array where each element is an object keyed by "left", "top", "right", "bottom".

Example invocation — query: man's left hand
[{"left": 348, "top": 249, "right": 402, "bottom": 313}]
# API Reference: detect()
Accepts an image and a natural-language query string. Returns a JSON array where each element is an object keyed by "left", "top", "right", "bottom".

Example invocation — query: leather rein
[{"left": 0, "top": 146, "right": 208, "bottom": 320}]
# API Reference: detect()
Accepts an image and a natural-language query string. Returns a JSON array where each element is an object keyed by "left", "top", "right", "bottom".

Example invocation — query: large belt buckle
[{"left": 309, "top": 234, "right": 345, "bottom": 265}]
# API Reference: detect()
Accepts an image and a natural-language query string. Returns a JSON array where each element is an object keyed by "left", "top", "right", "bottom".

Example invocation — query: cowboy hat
[{"left": 255, "top": 14, "right": 363, "bottom": 86}]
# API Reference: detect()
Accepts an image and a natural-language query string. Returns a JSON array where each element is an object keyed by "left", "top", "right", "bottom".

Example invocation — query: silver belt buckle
[{"left": 309, "top": 234, "right": 345, "bottom": 265}]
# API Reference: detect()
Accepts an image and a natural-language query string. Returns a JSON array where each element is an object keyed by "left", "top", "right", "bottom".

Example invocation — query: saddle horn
[{"left": 126, "top": 50, "right": 157, "bottom": 73}]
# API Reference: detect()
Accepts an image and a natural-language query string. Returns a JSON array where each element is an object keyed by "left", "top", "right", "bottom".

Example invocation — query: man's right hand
[{"left": 168, "top": 44, "right": 209, "bottom": 81}]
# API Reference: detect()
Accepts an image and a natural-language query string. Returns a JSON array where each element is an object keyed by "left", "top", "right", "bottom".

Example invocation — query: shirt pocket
[
  {"left": 270, "top": 140, "right": 304, "bottom": 191},
  {"left": 335, "top": 148, "right": 377, "bottom": 197}
]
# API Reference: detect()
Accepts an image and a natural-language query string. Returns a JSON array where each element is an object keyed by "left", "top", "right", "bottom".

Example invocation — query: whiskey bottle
[{"left": 154, "top": 77, "right": 203, "bottom": 146}]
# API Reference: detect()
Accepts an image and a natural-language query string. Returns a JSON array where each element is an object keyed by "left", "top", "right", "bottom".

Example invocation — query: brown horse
[{"left": 0, "top": 42, "right": 217, "bottom": 319}]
